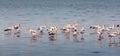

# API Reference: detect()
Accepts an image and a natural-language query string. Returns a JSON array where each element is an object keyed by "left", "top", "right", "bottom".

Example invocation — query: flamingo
[
  {"left": 48, "top": 27, "right": 58, "bottom": 40},
  {"left": 47, "top": 27, "right": 57, "bottom": 36},
  {"left": 65, "top": 28, "right": 70, "bottom": 33},
  {"left": 89, "top": 25, "right": 104, "bottom": 35},
  {"left": 74, "top": 21, "right": 80, "bottom": 27},
  {"left": 80, "top": 27, "right": 85, "bottom": 34},
  {"left": 116, "top": 31, "right": 120, "bottom": 35},
  {"left": 4, "top": 26, "right": 14, "bottom": 32},
  {"left": 79, "top": 27, "right": 85, "bottom": 40},
  {"left": 38, "top": 24, "right": 47, "bottom": 33},
  {"left": 73, "top": 30, "right": 78, "bottom": 36},
  {"left": 66, "top": 23, "right": 72, "bottom": 29},
  {"left": 71, "top": 26, "right": 76, "bottom": 32},
  {"left": 38, "top": 27, "right": 44, "bottom": 33},
  {"left": 108, "top": 24, "right": 116, "bottom": 29},
  {"left": 97, "top": 30, "right": 103, "bottom": 40},
  {"left": 13, "top": 23, "right": 21, "bottom": 30},
  {"left": 90, "top": 24, "right": 102, "bottom": 30},
  {"left": 13, "top": 23, "right": 21, "bottom": 33},
  {"left": 73, "top": 31, "right": 78, "bottom": 39},
  {"left": 28, "top": 27, "right": 38, "bottom": 37},
  {"left": 61, "top": 27, "right": 67, "bottom": 32},
  {"left": 89, "top": 25, "right": 98, "bottom": 31},
  {"left": 53, "top": 26, "right": 58, "bottom": 33}
]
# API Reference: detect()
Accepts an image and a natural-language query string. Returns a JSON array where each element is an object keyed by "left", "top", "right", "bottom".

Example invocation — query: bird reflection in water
[
  {"left": 65, "top": 32, "right": 71, "bottom": 40},
  {"left": 97, "top": 39, "right": 104, "bottom": 48},
  {"left": 4, "top": 32, "right": 12, "bottom": 37},
  {"left": 49, "top": 35, "right": 57, "bottom": 41},
  {"left": 14, "top": 31, "right": 21, "bottom": 37},
  {"left": 108, "top": 37, "right": 117, "bottom": 47},
  {"left": 73, "top": 35, "right": 79, "bottom": 42},
  {"left": 29, "top": 37, "right": 38, "bottom": 44},
  {"left": 4, "top": 29, "right": 21, "bottom": 38},
  {"left": 117, "top": 37, "right": 120, "bottom": 47},
  {"left": 39, "top": 32, "right": 44, "bottom": 35}
]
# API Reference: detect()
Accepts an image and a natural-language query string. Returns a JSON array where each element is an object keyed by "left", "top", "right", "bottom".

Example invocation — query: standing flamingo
[
  {"left": 37, "top": 24, "right": 47, "bottom": 33},
  {"left": 79, "top": 27, "right": 85, "bottom": 40},
  {"left": 47, "top": 27, "right": 57, "bottom": 36},
  {"left": 96, "top": 30, "right": 103, "bottom": 40},
  {"left": 74, "top": 21, "right": 80, "bottom": 27},
  {"left": 28, "top": 27, "right": 38, "bottom": 38},
  {"left": 13, "top": 23, "right": 21, "bottom": 34}
]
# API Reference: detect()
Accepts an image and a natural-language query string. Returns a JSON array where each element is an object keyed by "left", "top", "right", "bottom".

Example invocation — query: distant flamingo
[
  {"left": 4, "top": 26, "right": 14, "bottom": 32},
  {"left": 47, "top": 27, "right": 57, "bottom": 36},
  {"left": 97, "top": 30, "right": 103, "bottom": 40},
  {"left": 80, "top": 27, "right": 85, "bottom": 35},
  {"left": 79, "top": 27, "right": 85, "bottom": 40},
  {"left": 71, "top": 26, "right": 77, "bottom": 32},
  {"left": 74, "top": 21, "right": 80, "bottom": 27},
  {"left": 117, "top": 31, "right": 120, "bottom": 35},
  {"left": 66, "top": 23, "right": 72, "bottom": 29},
  {"left": 54, "top": 26, "right": 58, "bottom": 33},
  {"left": 13, "top": 23, "right": 21, "bottom": 33},
  {"left": 61, "top": 27, "right": 67, "bottom": 32},
  {"left": 108, "top": 24, "right": 116, "bottom": 29},
  {"left": 28, "top": 27, "right": 38, "bottom": 37},
  {"left": 13, "top": 23, "right": 21, "bottom": 30},
  {"left": 73, "top": 31, "right": 78, "bottom": 39},
  {"left": 89, "top": 25, "right": 98, "bottom": 33},
  {"left": 38, "top": 24, "right": 47, "bottom": 33},
  {"left": 65, "top": 28, "right": 70, "bottom": 33}
]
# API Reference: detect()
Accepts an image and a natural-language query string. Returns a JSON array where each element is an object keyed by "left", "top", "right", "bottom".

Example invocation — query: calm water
[{"left": 0, "top": 0, "right": 120, "bottom": 56}]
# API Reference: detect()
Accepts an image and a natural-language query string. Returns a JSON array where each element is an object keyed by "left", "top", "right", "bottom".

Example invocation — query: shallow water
[{"left": 0, "top": 0, "right": 120, "bottom": 56}]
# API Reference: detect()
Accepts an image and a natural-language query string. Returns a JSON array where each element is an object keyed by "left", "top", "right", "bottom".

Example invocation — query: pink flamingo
[
  {"left": 97, "top": 30, "right": 103, "bottom": 40},
  {"left": 74, "top": 21, "right": 80, "bottom": 27},
  {"left": 13, "top": 23, "right": 21, "bottom": 33},
  {"left": 28, "top": 27, "right": 38, "bottom": 38},
  {"left": 38, "top": 24, "right": 47, "bottom": 33}
]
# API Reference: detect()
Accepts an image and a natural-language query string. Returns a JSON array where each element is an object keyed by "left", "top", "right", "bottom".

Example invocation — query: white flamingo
[{"left": 4, "top": 26, "right": 14, "bottom": 32}]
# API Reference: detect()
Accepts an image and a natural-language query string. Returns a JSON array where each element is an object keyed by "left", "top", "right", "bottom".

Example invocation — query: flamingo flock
[
  {"left": 3, "top": 22, "right": 120, "bottom": 45},
  {"left": 4, "top": 23, "right": 21, "bottom": 37},
  {"left": 89, "top": 24, "right": 120, "bottom": 44}
]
